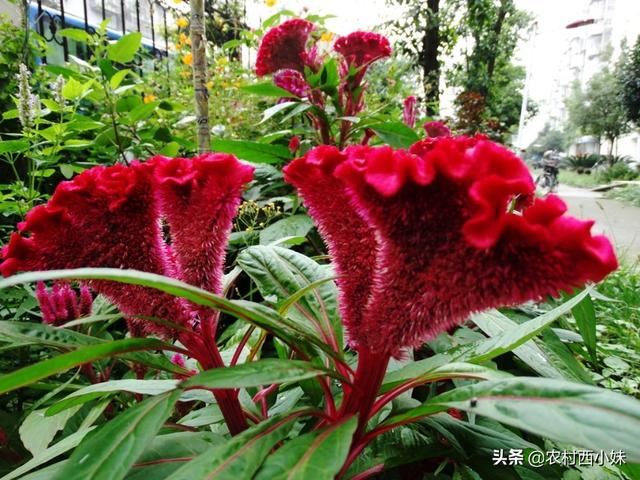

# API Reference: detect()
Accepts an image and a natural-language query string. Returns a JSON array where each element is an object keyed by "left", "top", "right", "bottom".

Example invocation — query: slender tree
[{"left": 190, "top": 0, "right": 210, "bottom": 153}]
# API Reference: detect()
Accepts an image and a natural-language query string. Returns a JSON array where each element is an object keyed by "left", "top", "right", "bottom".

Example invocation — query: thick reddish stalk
[{"left": 339, "top": 347, "right": 390, "bottom": 440}]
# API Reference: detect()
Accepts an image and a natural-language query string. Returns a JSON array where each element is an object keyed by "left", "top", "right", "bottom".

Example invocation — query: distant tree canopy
[
  {"left": 386, "top": 0, "right": 531, "bottom": 138},
  {"left": 447, "top": 0, "right": 532, "bottom": 141},
  {"left": 527, "top": 123, "right": 566, "bottom": 158},
  {"left": 617, "top": 35, "right": 640, "bottom": 125},
  {"left": 566, "top": 70, "right": 630, "bottom": 160}
]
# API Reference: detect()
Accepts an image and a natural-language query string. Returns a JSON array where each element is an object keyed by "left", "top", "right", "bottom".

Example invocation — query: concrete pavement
[{"left": 556, "top": 184, "right": 640, "bottom": 262}]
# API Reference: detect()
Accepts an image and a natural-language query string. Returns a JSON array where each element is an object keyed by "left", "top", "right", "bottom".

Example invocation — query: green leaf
[
  {"left": 369, "top": 121, "right": 420, "bottom": 148},
  {"left": 386, "top": 377, "right": 640, "bottom": 462},
  {"left": 240, "top": 82, "right": 297, "bottom": 98},
  {"left": 159, "top": 141, "right": 180, "bottom": 157},
  {"left": 259, "top": 215, "right": 314, "bottom": 245},
  {"left": 0, "top": 320, "right": 186, "bottom": 375},
  {"left": 109, "top": 69, "right": 131, "bottom": 90},
  {"left": 20, "top": 407, "right": 81, "bottom": 456},
  {"left": 259, "top": 101, "right": 298, "bottom": 124},
  {"left": 0, "top": 338, "right": 168, "bottom": 395},
  {"left": 0, "top": 139, "right": 30, "bottom": 154},
  {"left": 0, "top": 269, "right": 332, "bottom": 360},
  {"left": 60, "top": 164, "right": 75, "bottom": 179},
  {"left": 62, "top": 78, "right": 92, "bottom": 101},
  {"left": 255, "top": 417, "right": 357, "bottom": 480},
  {"left": 59, "top": 28, "right": 92, "bottom": 43},
  {"left": 237, "top": 245, "right": 342, "bottom": 348},
  {"left": 46, "top": 379, "right": 180, "bottom": 416},
  {"left": 0, "top": 429, "right": 93, "bottom": 480},
  {"left": 107, "top": 32, "right": 143, "bottom": 63},
  {"left": 164, "top": 412, "right": 299, "bottom": 479},
  {"left": 53, "top": 390, "right": 181, "bottom": 480},
  {"left": 383, "top": 290, "right": 591, "bottom": 389},
  {"left": 211, "top": 139, "right": 292, "bottom": 164},
  {"left": 569, "top": 290, "right": 597, "bottom": 362},
  {"left": 183, "top": 359, "right": 328, "bottom": 389},
  {"left": 473, "top": 310, "right": 593, "bottom": 383},
  {"left": 127, "top": 432, "right": 225, "bottom": 480},
  {"left": 128, "top": 101, "right": 159, "bottom": 123}
]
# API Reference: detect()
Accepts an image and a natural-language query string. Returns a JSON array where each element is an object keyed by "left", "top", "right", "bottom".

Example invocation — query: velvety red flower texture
[
  {"left": 36, "top": 281, "right": 92, "bottom": 326},
  {"left": 286, "top": 137, "right": 617, "bottom": 355},
  {"left": 402, "top": 95, "right": 417, "bottom": 128},
  {"left": 1, "top": 155, "right": 254, "bottom": 341},
  {"left": 423, "top": 120, "right": 451, "bottom": 138},
  {"left": 255, "top": 19, "right": 315, "bottom": 76},
  {"left": 334, "top": 31, "right": 392, "bottom": 70},
  {"left": 273, "top": 69, "right": 311, "bottom": 98}
]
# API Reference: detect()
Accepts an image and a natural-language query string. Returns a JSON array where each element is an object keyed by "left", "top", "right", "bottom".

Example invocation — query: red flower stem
[
  {"left": 348, "top": 463, "right": 385, "bottom": 480},
  {"left": 339, "top": 347, "right": 390, "bottom": 441},
  {"left": 188, "top": 332, "right": 249, "bottom": 436},
  {"left": 230, "top": 326, "right": 255, "bottom": 366},
  {"left": 318, "top": 375, "right": 337, "bottom": 418}
]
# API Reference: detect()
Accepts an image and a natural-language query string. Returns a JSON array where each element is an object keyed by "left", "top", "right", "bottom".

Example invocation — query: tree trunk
[
  {"left": 486, "top": 0, "right": 510, "bottom": 83},
  {"left": 421, "top": 0, "right": 440, "bottom": 116},
  {"left": 190, "top": 0, "right": 210, "bottom": 154}
]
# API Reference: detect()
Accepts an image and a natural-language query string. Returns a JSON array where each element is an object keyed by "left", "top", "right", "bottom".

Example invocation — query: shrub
[{"left": 599, "top": 162, "right": 639, "bottom": 183}]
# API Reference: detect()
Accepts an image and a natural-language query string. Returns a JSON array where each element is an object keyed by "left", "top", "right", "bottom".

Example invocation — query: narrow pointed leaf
[
  {"left": 183, "top": 359, "right": 329, "bottom": 389},
  {"left": 53, "top": 390, "right": 182, "bottom": 480},
  {"left": 164, "top": 412, "right": 301, "bottom": 479},
  {"left": 385, "top": 377, "right": 640, "bottom": 462},
  {"left": 0, "top": 338, "right": 168, "bottom": 395},
  {"left": 254, "top": 417, "right": 357, "bottom": 480}
]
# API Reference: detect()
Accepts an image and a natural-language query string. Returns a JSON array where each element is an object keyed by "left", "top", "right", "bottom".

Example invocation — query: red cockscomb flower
[
  {"left": 1, "top": 156, "right": 255, "bottom": 340},
  {"left": 36, "top": 281, "right": 92, "bottom": 326},
  {"left": 153, "top": 153, "right": 254, "bottom": 325},
  {"left": 273, "top": 69, "right": 311, "bottom": 98},
  {"left": 255, "top": 19, "right": 315, "bottom": 76},
  {"left": 423, "top": 120, "right": 451, "bottom": 138},
  {"left": 0, "top": 163, "right": 189, "bottom": 337},
  {"left": 334, "top": 31, "right": 391, "bottom": 70},
  {"left": 283, "top": 146, "right": 378, "bottom": 346},
  {"left": 288, "top": 135, "right": 301, "bottom": 154},
  {"left": 288, "top": 138, "right": 617, "bottom": 356},
  {"left": 402, "top": 96, "right": 417, "bottom": 128}
]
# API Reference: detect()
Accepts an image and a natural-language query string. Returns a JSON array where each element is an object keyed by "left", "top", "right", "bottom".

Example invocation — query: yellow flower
[
  {"left": 321, "top": 31, "right": 334, "bottom": 42},
  {"left": 179, "top": 70, "right": 190, "bottom": 78},
  {"left": 182, "top": 52, "right": 193, "bottom": 65},
  {"left": 265, "top": 0, "right": 276, "bottom": 6},
  {"left": 232, "top": 81, "right": 241, "bottom": 88},
  {"left": 206, "top": 81, "right": 214, "bottom": 89},
  {"left": 172, "top": 0, "right": 181, "bottom": 4},
  {"left": 216, "top": 56, "right": 229, "bottom": 66},
  {"left": 143, "top": 94, "right": 157, "bottom": 104},
  {"left": 221, "top": 81, "right": 229, "bottom": 88},
  {"left": 179, "top": 33, "right": 190, "bottom": 45},
  {"left": 176, "top": 17, "right": 188, "bottom": 29}
]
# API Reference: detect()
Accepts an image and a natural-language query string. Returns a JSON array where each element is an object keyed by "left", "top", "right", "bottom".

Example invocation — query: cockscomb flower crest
[
  {"left": 273, "top": 69, "right": 311, "bottom": 98},
  {"left": 334, "top": 31, "right": 391, "bottom": 85},
  {"left": 1, "top": 155, "right": 254, "bottom": 342},
  {"left": 286, "top": 138, "right": 617, "bottom": 356},
  {"left": 255, "top": 19, "right": 316, "bottom": 76},
  {"left": 402, "top": 95, "right": 417, "bottom": 128}
]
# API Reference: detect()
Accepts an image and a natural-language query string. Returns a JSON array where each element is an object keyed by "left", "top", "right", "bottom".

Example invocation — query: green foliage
[
  {"left": 446, "top": 0, "right": 533, "bottom": 140},
  {"left": 598, "top": 162, "right": 639, "bottom": 183},
  {"left": 565, "top": 71, "right": 630, "bottom": 154},
  {"left": 617, "top": 35, "right": 640, "bottom": 125},
  {"left": 605, "top": 185, "right": 640, "bottom": 207}
]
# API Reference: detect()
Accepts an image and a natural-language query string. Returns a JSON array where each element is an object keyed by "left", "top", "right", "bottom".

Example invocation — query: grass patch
[
  {"left": 557, "top": 170, "right": 601, "bottom": 188},
  {"left": 592, "top": 265, "right": 640, "bottom": 396},
  {"left": 605, "top": 185, "right": 640, "bottom": 207}
]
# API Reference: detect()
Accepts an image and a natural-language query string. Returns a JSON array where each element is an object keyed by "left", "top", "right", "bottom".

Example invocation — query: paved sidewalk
[{"left": 556, "top": 185, "right": 640, "bottom": 262}]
